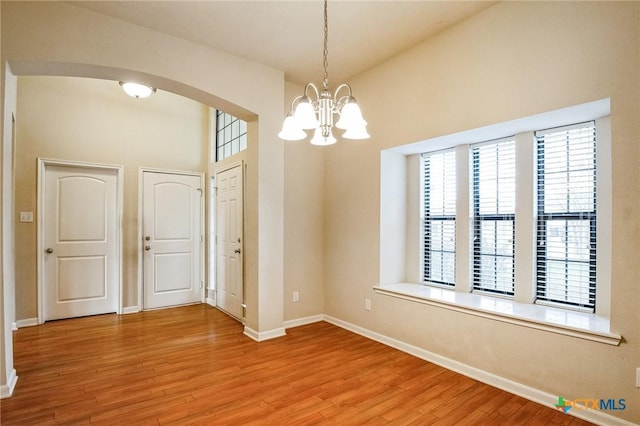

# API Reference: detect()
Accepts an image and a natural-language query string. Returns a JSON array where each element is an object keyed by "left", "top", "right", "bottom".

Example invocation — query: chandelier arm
[
  {"left": 289, "top": 94, "right": 303, "bottom": 111},
  {"left": 304, "top": 82, "right": 321, "bottom": 101},
  {"left": 333, "top": 83, "right": 353, "bottom": 100},
  {"left": 333, "top": 83, "right": 354, "bottom": 111},
  {"left": 335, "top": 95, "right": 351, "bottom": 111}
]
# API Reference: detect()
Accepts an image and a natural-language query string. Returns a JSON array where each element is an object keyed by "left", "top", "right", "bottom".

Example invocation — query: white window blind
[
  {"left": 422, "top": 150, "right": 456, "bottom": 286},
  {"left": 536, "top": 122, "right": 596, "bottom": 311},
  {"left": 472, "top": 139, "right": 516, "bottom": 295}
]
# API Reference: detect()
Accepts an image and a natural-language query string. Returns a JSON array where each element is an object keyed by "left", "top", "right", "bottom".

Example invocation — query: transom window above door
[{"left": 214, "top": 110, "right": 247, "bottom": 162}]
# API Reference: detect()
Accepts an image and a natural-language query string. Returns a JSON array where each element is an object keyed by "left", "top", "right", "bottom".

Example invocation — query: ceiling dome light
[{"left": 119, "top": 81, "right": 156, "bottom": 99}]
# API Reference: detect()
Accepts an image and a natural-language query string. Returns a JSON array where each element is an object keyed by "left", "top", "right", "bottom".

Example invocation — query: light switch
[{"left": 20, "top": 212, "right": 33, "bottom": 223}]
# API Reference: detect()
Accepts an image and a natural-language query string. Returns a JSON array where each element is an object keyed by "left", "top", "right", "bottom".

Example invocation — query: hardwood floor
[{"left": 2, "top": 304, "right": 592, "bottom": 425}]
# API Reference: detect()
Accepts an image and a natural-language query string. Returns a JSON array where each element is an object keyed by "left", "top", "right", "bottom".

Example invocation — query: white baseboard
[
  {"left": 122, "top": 306, "right": 140, "bottom": 314},
  {"left": 323, "top": 315, "right": 636, "bottom": 426},
  {"left": 243, "top": 326, "right": 286, "bottom": 342},
  {"left": 11, "top": 322, "right": 17, "bottom": 331},
  {"left": 15, "top": 318, "right": 38, "bottom": 329},
  {"left": 0, "top": 369, "right": 17, "bottom": 399},
  {"left": 283, "top": 315, "right": 323, "bottom": 329},
  {"left": 205, "top": 297, "right": 216, "bottom": 307}
]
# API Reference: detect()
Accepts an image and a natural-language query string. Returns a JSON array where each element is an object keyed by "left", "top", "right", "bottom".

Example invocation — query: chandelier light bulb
[
  {"left": 335, "top": 100, "right": 365, "bottom": 130},
  {"left": 342, "top": 123, "right": 370, "bottom": 140},
  {"left": 294, "top": 98, "right": 320, "bottom": 129},
  {"left": 310, "top": 127, "right": 337, "bottom": 146},
  {"left": 278, "top": 113, "right": 307, "bottom": 141}
]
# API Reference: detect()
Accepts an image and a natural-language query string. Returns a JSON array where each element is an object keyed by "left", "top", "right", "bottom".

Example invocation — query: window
[
  {"left": 418, "top": 122, "right": 599, "bottom": 310},
  {"left": 536, "top": 122, "right": 596, "bottom": 311},
  {"left": 378, "top": 100, "right": 614, "bottom": 341},
  {"left": 422, "top": 150, "right": 456, "bottom": 286},
  {"left": 216, "top": 111, "right": 247, "bottom": 162},
  {"left": 472, "top": 139, "right": 516, "bottom": 295}
]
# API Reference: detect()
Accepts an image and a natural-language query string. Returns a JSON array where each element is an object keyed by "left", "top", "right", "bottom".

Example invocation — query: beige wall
[
  {"left": 1, "top": 0, "right": 19, "bottom": 393},
  {"left": 14, "top": 76, "right": 209, "bottom": 318},
  {"left": 325, "top": 2, "right": 639, "bottom": 423},
  {"left": 0, "top": 0, "right": 4, "bottom": 389},
  {"left": 283, "top": 82, "right": 325, "bottom": 322}
]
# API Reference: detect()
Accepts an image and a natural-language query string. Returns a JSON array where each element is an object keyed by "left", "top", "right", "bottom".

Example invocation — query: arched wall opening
[{"left": 2, "top": 0, "right": 286, "bottom": 395}]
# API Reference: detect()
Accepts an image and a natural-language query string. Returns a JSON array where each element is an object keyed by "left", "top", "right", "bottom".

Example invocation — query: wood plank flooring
[{"left": 1, "top": 304, "right": 592, "bottom": 425}]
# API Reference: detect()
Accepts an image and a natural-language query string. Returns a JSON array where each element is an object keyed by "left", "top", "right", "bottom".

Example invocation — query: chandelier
[{"left": 278, "top": 0, "right": 369, "bottom": 145}]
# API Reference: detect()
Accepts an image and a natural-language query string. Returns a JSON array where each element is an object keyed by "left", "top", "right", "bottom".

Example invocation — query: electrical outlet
[
  {"left": 636, "top": 368, "right": 640, "bottom": 388},
  {"left": 19, "top": 212, "right": 33, "bottom": 223},
  {"left": 293, "top": 291, "right": 299, "bottom": 302},
  {"left": 365, "top": 298, "right": 372, "bottom": 311}
]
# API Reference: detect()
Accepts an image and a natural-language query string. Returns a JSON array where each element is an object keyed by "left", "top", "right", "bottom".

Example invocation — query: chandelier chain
[{"left": 322, "top": 0, "right": 329, "bottom": 90}]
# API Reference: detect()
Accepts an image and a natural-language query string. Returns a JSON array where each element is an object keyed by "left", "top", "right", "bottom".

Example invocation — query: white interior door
[
  {"left": 143, "top": 171, "right": 203, "bottom": 309},
  {"left": 42, "top": 163, "right": 119, "bottom": 321},
  {"left": 215, "top": 164, "right": 244, "bottom": 319}
]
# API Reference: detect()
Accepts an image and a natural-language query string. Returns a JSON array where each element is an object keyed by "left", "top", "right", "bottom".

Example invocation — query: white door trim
[
  {"left": 215, "top": 160, "right": 244, "bottom": 175},
  {"left": 137, "top": 167, "right": 205, "bottom": 311},
  {"left": 37, "top": 158, "right": 124, "bottom": 324},
  {"left": 207, "top": 175, "right": 216, "bottom": 304}
]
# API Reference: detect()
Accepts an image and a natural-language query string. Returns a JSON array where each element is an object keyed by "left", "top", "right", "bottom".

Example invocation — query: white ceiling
[{"left": 71, "top": 1, "right": 496, "bottom": 87}]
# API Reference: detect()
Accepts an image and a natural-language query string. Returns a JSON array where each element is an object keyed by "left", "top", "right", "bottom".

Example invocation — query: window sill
[{"left": 373, "top": 283, "right": 622, "bottom": 346}]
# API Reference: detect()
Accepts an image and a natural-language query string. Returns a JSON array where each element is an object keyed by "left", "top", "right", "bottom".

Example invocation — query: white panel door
[
  {"left": 43, "top": 165, "right": 119, "bottom": 321},
  {"left": 215, "top": 164, "right": 244, "bottom": 319},
  {"left": 143, "top": 171, "right": 203, "bottom": 309}
]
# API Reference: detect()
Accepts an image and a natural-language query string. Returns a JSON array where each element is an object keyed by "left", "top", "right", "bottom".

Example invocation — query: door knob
[
  {"left": 145, "top": 236, "right": 150, "bottom": 241},
  {"left": 234, "top": 248, "right": 241, "bottom": 254},
  {"left": 46, "top": 248, "right": 53, "bottom": 254},
  {"left": 145, "top": 245, "right": 151, "bottom": 251}
]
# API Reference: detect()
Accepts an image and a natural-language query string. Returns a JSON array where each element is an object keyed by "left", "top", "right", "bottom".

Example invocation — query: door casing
[{"left": 37, "top": 158, "right": 123, "bottom": 324}]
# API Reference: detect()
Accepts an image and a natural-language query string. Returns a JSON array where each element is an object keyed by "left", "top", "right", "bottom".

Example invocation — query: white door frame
[
  {"left": 207, "top": 174, "right": 216, "bottom": 305},
  {"left": 37, "top": 158, "right": 124, "bottom": 324},
  {"left": 137, "top": 167, "right": 205, "bottom": 310},
  {"left": 213, "top": 160, "right": 245, "bottom": 319}
]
